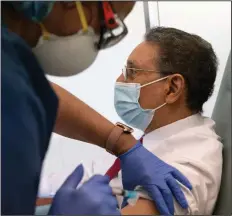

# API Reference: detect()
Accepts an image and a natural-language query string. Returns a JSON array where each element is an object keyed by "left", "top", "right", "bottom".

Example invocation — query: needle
[{"left": 112, "top": 187, "right": 138, "bottom": 199}]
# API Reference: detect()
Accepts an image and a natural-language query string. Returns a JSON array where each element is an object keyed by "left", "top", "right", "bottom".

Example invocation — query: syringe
[
  {"left": 112, "top": 187, "right": 139, "bottom": 206},
  {"left": 89, "top": 164, "right": 139, "bottom": 206}
]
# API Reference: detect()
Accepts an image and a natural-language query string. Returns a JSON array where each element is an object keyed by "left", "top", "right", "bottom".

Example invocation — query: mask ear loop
[
  {"left": 75, "top": 1, "right": 88, "bottom": 33},
  {"left": 140, "top": 75, "right": 169, "bottom": 112},
  {"left": 140, "top": 75, "right": 170, "bottom": 88},
  {"left": 39, "top": 23, "right": 50, "bottom": 40},
  {"left": 39, "top": 2, "right": 88, "bottom": 39},
  {"left": 153, "top": 102, "right": 167, "bottom": 112}
]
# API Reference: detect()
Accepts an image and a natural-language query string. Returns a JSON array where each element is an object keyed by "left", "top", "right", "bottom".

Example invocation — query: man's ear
[{"left": 164, "top": 74, "right": 185, "bottom": 104}]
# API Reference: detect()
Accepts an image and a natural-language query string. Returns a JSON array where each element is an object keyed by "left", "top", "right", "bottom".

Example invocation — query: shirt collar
[{"left": 144, "top": 114, "right": 204, "bottom": 142}]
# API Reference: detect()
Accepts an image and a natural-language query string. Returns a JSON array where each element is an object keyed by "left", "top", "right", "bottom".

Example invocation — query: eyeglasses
[{"left": 122, "top": 66, "right": 158, "bottom": 80}]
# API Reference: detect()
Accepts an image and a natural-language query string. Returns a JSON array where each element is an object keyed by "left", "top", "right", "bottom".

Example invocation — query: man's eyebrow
[{"left": 126, "top": 60, "right": 141, "bottom": 69}]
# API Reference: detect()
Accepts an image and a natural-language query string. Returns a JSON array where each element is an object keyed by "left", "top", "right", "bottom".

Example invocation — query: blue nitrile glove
[
  {"left": 49, "top": 164, "right": 120, "bottom": 215},
  {"left": 119, "top": 142, "right": 192, "bottom": 215}
]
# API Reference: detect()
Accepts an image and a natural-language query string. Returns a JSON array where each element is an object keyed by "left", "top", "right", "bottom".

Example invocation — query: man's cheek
[
  {"left": 139, "top": 89, "right": 163, "bottom": 110},
  {"left": 139, "top": 90, "right": 152, "bottom": 110}
]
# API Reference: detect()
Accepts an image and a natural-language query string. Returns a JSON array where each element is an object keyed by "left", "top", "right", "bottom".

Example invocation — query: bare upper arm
[
  {"left": 36, "top": 197, "right": 159, "bottom": 215},
  {"left": 121, "top": 198, "right": 159, "bottom": 215}
]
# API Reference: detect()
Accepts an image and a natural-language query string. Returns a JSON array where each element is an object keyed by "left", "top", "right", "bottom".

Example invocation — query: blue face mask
[{"left": 114, "top": 76, "right": 169, "bottom": 131}]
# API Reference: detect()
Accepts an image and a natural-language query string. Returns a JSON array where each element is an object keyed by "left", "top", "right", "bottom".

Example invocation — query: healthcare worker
[{"left": 2, "top": 1, "right": 192, "bottom": 215}]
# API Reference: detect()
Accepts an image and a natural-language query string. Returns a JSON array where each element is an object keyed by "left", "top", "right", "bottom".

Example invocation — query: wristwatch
[{"left": 105, "top": 122, "right": 134, "bottom": 155}]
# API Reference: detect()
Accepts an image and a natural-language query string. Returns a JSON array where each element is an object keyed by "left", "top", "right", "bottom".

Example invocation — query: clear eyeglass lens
[{"left": 122, "top": 66, "right": 127, "bottom": 80}]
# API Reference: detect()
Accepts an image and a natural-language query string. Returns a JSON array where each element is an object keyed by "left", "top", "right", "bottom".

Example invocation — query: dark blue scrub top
[{"left": 2, "top": 27, "right": 59, "bottom": 214}]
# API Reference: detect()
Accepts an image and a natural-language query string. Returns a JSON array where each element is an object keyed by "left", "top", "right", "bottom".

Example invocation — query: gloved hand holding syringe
[
  {"left": 36, "top": 164, "right": 149, "bottom": 215},
  {"left": 89, "top": 162, "right": 145, "bottom": 207}
]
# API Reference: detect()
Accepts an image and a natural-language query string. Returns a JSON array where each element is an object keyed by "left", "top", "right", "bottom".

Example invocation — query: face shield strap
[{"left": 97, "top": 1, "right": 128, "bottom": 50}]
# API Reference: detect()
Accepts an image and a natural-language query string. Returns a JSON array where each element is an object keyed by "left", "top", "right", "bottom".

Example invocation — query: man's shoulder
[
  {"left": 143, "top": 116, "right": 223, "bottom": 214},
  {"left": 149, "top": 116, "right": 223, "bottom": 182},
  {"left": 146, "top": 117, "right": 223, "bottom": 163}
]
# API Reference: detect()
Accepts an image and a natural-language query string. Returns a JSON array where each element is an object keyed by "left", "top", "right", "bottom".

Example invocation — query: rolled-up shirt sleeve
[{"left": 110, "top": 157, "right": 220, "bottom": 215}]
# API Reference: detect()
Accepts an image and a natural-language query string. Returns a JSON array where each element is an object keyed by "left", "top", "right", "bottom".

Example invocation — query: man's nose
[{"left": 116, "top": 74, "right": 125, "bottom": 82}]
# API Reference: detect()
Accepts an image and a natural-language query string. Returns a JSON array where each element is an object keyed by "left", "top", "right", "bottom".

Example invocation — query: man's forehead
[{"left": 127, "top": 42, "right": 158, "bottom": 70}]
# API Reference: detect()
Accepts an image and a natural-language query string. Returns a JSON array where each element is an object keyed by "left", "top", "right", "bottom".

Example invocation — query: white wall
[{"left": 39, "top": 1, "right": 231, "bottom": 196}]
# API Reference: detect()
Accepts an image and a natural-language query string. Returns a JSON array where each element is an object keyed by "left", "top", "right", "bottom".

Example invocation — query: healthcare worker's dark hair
[{"left": 145, "top": 27, "right": 218, "bottom": 113}]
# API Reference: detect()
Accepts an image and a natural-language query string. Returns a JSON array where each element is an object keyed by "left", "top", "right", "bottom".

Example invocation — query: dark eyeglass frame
[{"left": 96, "top": 1, "right": 128, "bottom": 50}]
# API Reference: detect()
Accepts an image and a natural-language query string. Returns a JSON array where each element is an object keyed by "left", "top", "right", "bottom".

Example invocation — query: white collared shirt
[
  {"left": 38, "top": 114, "right": 222, "bottom": 215},
  {"left": 111, "top": 114, "right": 223, "bottom": 215}
]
